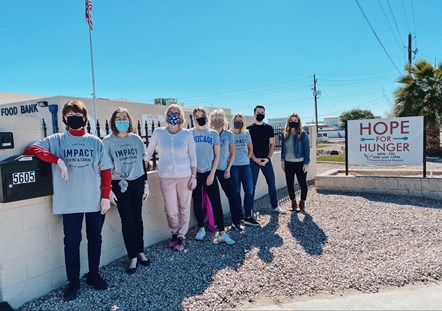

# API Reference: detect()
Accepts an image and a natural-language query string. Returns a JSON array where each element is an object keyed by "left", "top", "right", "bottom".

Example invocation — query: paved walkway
[{"left": 244, "top": 283, "right": 442, "bottom": 310}]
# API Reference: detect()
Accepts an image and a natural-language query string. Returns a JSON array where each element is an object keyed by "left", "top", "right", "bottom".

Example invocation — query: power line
[
  {"left": 316, "top": 68, "right": 397, "bottom": 77},
  {"left": 401, "top": 0, "right": 411, "bottom": 32},
  {"left": 319, "top": 74, "right": 397, "bottom": 87},
  {"left": 179, "top": 79, "right": 308, "bottom": 101},
  {"left": 315, "top": 85, "right": 396, "bottom": 99},
  {"left": 386, "top": 0, "right": 406, "bottom": 47},
  {"left": 410, "top": 0, "right": 418, "bottom": 52},
  {"left": 184, "top": 83, "right": 311, "bottom": 104},
  {"left": 378, "top": 0, "right": 406, "bottom": 58},
  {"left": 354, "top": 0, "right": 402, "bottom": 74}
]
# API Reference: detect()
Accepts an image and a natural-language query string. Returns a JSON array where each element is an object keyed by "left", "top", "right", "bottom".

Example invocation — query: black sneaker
[
  {"left": 63, "top": 280, "right": 80, "bottom": 301},
  {"left": 243, "top": 216, "right": 260, "bottom": 227},
  {"left": 86, "top": 272, "right": 108, "bottom": 290}
]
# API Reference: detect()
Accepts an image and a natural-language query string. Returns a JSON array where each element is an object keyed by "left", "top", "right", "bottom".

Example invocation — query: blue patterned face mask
[
  {"left": 115, "top": 120, "right": 130, "bottom": 133},
  {"left": 168, "top": 114, "right": 180, "bottom": 126}
]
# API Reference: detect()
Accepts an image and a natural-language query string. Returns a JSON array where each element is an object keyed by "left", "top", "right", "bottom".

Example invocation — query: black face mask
[
  {"left": 233, "top": 121, "right": 243, "bottom": 129},
  {"left": 196, "top": 117, "right": 206, "bottom": 126},
  {"left": 66, "top": 115, "right": 84, "bottom": 130},
  {"left": 289, "top": 121, "right": 299, "bottom": 128},
  {"left": 255, "top": 114, "right": 265, "bottom": 122}
]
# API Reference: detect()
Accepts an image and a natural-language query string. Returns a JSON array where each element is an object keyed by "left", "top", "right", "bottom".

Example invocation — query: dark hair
[
  {"left": 62, "top": 100, "right": 88, "bottom": 127},
  {"left": 254, "top": 105, "right": 265, "bottom": 113},
  {"left": 110, "top": 107, "right": 135, "bottom": 134}
]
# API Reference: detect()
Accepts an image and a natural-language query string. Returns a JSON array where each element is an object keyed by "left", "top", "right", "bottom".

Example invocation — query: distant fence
[{"left": 41, "top": 118, "right": 286, "bottom": 170}]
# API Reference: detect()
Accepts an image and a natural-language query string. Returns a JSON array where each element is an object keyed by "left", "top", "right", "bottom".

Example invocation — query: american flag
[{"left": 85, "top": 0, "right": 94, "bottom": 30}]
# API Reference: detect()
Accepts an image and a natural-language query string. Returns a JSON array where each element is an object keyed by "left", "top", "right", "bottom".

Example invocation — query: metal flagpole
[
  {"left": 88, "top": 26, "right": 98, "bottom": 121},
  {"left": 85, "top": 0, "right": 97, "bottom": 121}
]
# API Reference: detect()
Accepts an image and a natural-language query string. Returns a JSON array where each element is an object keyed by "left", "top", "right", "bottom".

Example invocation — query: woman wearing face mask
[
  {"left": 280, "top": 113, "right": 310, "bottom": 212},
  {"left": 209, "top": 109, "right": 242, "bottom": 231},
  {"left": 230, "top": 113, "right": 258, "bottom": 226},
  {"left": 102, "top": 107, "right": 150, "bottom": 274},
  {"left": 23, "top": 100, "right": 112, "bottom": 301},
  {"left": 191, "top": 106, "right": 235, "bottom": 244},
  {"left": 144, "top": 104, "right": 197, "bottom": 251}
]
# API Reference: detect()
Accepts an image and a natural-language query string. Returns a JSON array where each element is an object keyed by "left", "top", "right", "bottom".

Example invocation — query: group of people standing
[{"left": 24, "top": 100, "right": 310, "bottom": 301}]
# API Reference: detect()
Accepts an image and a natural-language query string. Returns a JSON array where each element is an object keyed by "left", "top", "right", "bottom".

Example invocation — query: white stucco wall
[{"left": 0, "top": 109, "right": 316, "bottom": 308}]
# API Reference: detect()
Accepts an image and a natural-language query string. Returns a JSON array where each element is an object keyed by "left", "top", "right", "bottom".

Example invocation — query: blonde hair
[
  {"left": 165, "top": 104, "right": 186, "bottom": 128},
  {"left": 192, "top": 106, "right": 208, "bottom": 127},
  {"left": 209, "top": 109, "right": 228, "bottom": 130},
  {"left": 230, "top": 113, "right": 247, "bottom": 133},
  {"left": 284, "top": 112, "right": 303, "bottom": 139}
]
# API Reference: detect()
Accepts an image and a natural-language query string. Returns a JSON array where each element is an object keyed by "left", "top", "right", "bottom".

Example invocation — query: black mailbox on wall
[{"left": 0, "top": 155, "right": 53, "bottom": 203}]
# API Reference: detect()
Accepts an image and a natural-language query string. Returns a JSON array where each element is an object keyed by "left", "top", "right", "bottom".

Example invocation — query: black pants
[
  {"left": 215, "top": 169, "right": 241, "bottom": 225},
  {"left": 284, "top": 161, "right": 308, "bottom": 201},
  {"left": 112, "top": 176, "right": 145, "bottom": 259},
  {"left": 192, "top": 171, "right": 225, "bottom": 231},
  {"left": 63, "top": 211, "right": 104, "bottom": 282}
]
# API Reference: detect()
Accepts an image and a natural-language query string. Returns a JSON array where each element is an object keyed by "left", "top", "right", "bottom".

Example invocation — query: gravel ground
[{"left": 19, "top": 162, "right": 442, "bottom": 311}]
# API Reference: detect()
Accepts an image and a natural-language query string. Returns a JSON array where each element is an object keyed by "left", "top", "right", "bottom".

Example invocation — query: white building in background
[
  {"left": 267, "top": 117, "right": 286, "bottom": 126},
  {"left": 0, "top": 93, "right": 231, "bottom": 136},
  {"left": 323, "top": 116, "right": 340, "bottom": 128},
  {"left": 154, "top": 98, "right": 180, "bottom": 106}
]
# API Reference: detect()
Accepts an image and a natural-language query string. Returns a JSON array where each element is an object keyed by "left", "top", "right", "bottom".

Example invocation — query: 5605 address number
[{"left": 12, "top": 171, "right": 36, "bottom": 185}]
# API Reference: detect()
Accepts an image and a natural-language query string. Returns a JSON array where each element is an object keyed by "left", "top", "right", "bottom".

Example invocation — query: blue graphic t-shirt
[
  {"left": 191, "top": 128, "right": 220, "bottom": 173},
  {"left": 217, "top": 130, "right": 234, "bottom": 171},
  {"left": 233, "top": 131, "right": 252, "bottom": 166}
]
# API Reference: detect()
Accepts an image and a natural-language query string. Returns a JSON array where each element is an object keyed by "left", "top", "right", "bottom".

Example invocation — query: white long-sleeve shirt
[{"left": 144, "top": 127, "right": 197, "bottom": 178}]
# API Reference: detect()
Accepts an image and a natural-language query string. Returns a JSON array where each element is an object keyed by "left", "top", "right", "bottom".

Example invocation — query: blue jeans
[
  {"left": 230, "top": 164, "right": 254, "bottom": 218},
  {"left": 250, "top": 160, "right": 278, "bottom": 208}
]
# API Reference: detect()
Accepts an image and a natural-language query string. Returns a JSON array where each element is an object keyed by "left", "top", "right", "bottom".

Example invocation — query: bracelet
[{"left": 191, "top": 174, "right": 197, "bottom": 179}]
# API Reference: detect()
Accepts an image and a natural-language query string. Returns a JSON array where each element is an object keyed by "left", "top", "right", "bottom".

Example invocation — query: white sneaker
[
  {"left": 216, "top": 233, "right": 235, "bottom": 245},
  {"left": 273, "top": 206, "right": 287, "bottom": 214},
  {"left": 195, "top": 227, "right": 206, "bottom": 240}
]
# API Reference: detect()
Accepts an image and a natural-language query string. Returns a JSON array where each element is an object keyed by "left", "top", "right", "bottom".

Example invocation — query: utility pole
[
  {"left": 313, "top": 74, "right": 320, "bottom": 137},
  {"left": 408, "top": 33, "right": 412, "bottom": 66}
]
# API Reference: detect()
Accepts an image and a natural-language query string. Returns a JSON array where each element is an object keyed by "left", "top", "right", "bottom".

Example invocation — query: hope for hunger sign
[{"left": 347, "top": 116, "right": 424, "bottom": 166}]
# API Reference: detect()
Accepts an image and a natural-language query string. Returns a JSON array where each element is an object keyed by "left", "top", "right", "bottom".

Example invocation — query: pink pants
[{"left": 159, "top": 177, "right": 192, "bottom": 239}]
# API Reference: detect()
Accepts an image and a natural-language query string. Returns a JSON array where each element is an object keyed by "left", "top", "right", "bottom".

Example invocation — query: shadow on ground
[{"left": 288, "top": 211, "right": 327, "bottom": 256}]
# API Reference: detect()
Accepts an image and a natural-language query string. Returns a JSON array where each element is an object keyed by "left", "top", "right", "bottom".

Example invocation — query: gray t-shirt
[
  {"left": 217, "top": 130, "right": 234, "bottom": 171},
  {"left": 191, "top": 128, "right": 220, "bottom": 173},
  {"left": 233, "top": 131, "right": 252, "bottom": 166},
  {"left": 284, "top": 133, "right": 304, "bottom": 162},
  {"left": 102, "top": 133, "right": 146, "bottom": 180},
  {"left": 32, "top": 132, "right": 112, "bottom": 215}
]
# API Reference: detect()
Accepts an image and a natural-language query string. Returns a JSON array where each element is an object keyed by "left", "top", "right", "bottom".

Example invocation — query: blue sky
[{"left": 1, "top": 0, "right": 441, "bottom": 121}]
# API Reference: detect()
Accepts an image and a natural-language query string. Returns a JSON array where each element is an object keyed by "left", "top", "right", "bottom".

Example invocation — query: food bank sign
[{"left": 347, "top": 116, "right": 424, "bottom": 166}]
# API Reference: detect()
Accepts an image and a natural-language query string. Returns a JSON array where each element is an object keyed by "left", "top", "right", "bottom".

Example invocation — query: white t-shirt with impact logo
[
  {"left": 32, "top": 132, "right": 112, "bottom": 215},
  {"left": 102, "top": 133, "right": 146, "bottom": 181}
]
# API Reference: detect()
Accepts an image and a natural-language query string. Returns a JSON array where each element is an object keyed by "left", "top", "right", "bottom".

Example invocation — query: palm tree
[{"left": 394, "top": 60, "right": 442, "bottom": 155}]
